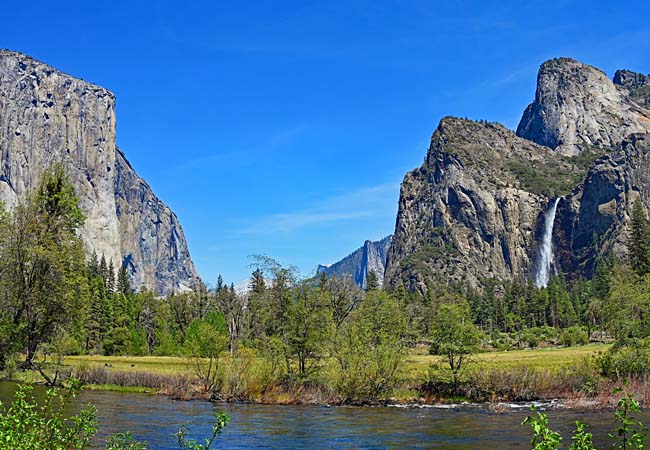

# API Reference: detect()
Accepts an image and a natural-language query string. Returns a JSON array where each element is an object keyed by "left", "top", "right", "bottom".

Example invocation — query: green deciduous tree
[
  {"left": 430, "top": 300, "right": 483, "bottom": 385},
  {"left": 332, "top": 291, "right": 408, "bottom": 402},
  {"left": 286, "top": 283, "right": 333, "bottom": 380},
  {"left": 604, "top": 266, "right": 650, "bottom": 344},
  {"left": 185, "top": 311, "right": 229, "bottom": 394},
  {"left": 0, "top": 165, "right": 89, "bottom": 368}
]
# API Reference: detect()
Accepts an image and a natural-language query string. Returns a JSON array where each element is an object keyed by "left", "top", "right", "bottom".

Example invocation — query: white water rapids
[{"left": 534, "top": 198, "right": 560, "bottom": 288}]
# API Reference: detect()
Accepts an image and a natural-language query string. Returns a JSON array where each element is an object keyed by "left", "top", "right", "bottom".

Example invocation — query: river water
[{"left": 0, "top": 382, "right": 646, "bottom": 449}]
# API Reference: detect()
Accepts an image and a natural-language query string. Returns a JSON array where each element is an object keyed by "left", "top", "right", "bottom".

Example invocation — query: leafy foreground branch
[
  {"left": 0, "top": 379, "right": 229, "bottom": 450},
  {"left": 524, "top": 388, "right": 648, "bottom": 449}
]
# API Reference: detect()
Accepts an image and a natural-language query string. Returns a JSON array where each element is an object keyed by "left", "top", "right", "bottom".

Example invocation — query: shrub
[
  {"left": 0, "top": 380, "right": 231, "bottom": 449},
  {"left": 521, "top": 327, "right": 557, "bottom": 348},
  {"left": 560, "top": 326, "right": 589, "bottom": 347},
  {"left": 0, "top": 379, "right": 97, "bottom": 450},
  {"left": 598, "top": 341, "right": 650, "bottom": 378},
  {"left": 523, "top": 387, "right": 647, "bottom": 449},
  {"left": 221, "top": 345, "right": 275, "bottom": 401}
]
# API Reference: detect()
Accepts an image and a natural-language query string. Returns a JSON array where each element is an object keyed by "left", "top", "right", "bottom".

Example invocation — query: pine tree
[
  {"left": 592, "top": 257, "right": 611, "bottom": 300},
  {"left": 99, "top": 255, "right": 108, "bottom": 283},
  {"left": 106, "top": 259, "right": 115, "bottom": 295},
  {"left": 628, "top": 199, "right": 650, "bottom": 276},
  {"left": 88, "top": 250, "right": 100, "bottom": 278},
  {"left": 366, "top": 270, "right": 379, "bottom": 292},
  {"left": 249, "top": 268, "right": 266, "bottom": 294},
  {"left": 216, "top": 274, "right": 224, "bottom": 292},
  {"left": 116, "top": 263, "right": 132, "bottom": 296},
  {"left": 318, "top": 271, "right": 328, "bottom": 290},
  {"left": 86, "top": 275, "right": 111, "bottom": 354}
]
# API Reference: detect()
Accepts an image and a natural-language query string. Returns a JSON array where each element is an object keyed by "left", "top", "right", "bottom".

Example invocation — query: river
[{"left": 0, "top": 382, "right": 646, "bottom": 449}]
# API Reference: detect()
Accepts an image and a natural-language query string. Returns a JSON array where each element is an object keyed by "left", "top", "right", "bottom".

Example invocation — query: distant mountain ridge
[{"left": 318, "top": 236, "right": 391, "bottom": 289}]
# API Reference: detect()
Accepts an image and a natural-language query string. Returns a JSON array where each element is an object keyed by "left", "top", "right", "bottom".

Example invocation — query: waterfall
[{"left": 534, "top": 198, "right": 560, "bottom": 288}]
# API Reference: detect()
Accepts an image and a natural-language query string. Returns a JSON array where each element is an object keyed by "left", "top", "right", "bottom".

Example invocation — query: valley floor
[
  {"left": 5, "top": 343, "right": 625, "bottom": 407},
  {"left": 56, "top": 343, "right": 608, "bottom": 376}
]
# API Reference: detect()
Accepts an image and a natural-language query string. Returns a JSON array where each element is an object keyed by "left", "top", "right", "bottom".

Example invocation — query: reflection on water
[{"left": 0, "top": 382, "right": 646, "bottom": 449}]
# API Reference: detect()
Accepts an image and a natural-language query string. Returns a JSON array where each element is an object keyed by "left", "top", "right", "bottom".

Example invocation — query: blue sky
[{"left": 3, "top": 1, "right": 650, "bottom": 286}]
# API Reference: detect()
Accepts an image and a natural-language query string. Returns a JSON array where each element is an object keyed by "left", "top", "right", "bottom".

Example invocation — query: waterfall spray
[{"left": 535, "top": 198, "right": 560, "bottom": 288}]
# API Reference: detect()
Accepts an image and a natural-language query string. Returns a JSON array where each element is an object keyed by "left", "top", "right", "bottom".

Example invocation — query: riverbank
[{"left": 5, "top": 344, "right": 627, "bottom": 408}]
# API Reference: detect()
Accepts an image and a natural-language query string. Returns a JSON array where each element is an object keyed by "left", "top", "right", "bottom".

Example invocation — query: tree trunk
[{"left": 21, "top": 340, "right": 38, "bottom": 369}]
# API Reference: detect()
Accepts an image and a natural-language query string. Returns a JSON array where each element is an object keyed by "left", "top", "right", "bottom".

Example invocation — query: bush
[
  {"left": 0, "top": 380, "right": 231, "bottom": 449},
  {"left": 221, "top": 345, "right": 275, "bottom": 401},
  {"left": 523, "top": 387, "right": 647, "bottom": 449},
  {"left": 522, "top": 327, "right": 557, "bottom": 348},
  {"left": 426, "top": 358, "right": 600, "bottom": 402},
  {"left": 559, "top": 326, "right": 589, "bottom": 347},
  {"left": 598, "top": 341, "right": 650, "bottom": 378},
  {"left": 0, "top": 380, "right": 97, "bottom": 450}
]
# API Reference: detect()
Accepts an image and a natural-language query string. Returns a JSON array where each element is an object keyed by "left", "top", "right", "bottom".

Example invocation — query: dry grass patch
[{"left": 65, "top": 355, "right": 191, "bottom": 374}]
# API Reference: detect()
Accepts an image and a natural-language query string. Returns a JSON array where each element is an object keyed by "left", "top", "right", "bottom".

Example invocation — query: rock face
[
  {"left": 614, "top": 69, "right": 650, "bottom": 108},
  {"left": 384, "top": 118, "right": 586, "bottom": 291},
  {"left": 614, "top": 69, "right": 650, "bottom": 91},
  {"left": 555, "top": 133, "right": 650, "bottom": 279},
  {"left": 0, "top": 49, "right": 200, "bottom": 295},
  {"left": 387, "top": 57, "right": 650, "bottom": 292},
  {"left": 517, "top": 58, "right": 650, "bottom": 156},
  {"left": 318, "top": 236, "right": 391, "bottom": 289}
]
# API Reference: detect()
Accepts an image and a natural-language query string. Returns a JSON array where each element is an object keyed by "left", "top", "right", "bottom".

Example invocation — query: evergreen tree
[
  {"left": 592, "top": 257, "right": 611, "bottom": 300},
  {"left": 628, "top": 199, "right": 650, "bottom": 276},
  {"left": 88, "top": 250, "right": 100, "bottom": 278},
  {"left": 318, "top": 271, "right": 328, "bottom": 290},
  {"left": 365, "top": 270, "right": 379, "bottom": 292},
  {"left": 106, "top": 259, "right": 115, "bottom": 295},
  {"left": 116, "top": 263, "right": 132, "bottom": 296},
  {"left": 249, "top": 268, "right": 266, "bottom": 294},
  {"left": 86, "top": 274, "right": 111, "bottom": 353},
  {"left": 99, "top": 255, "right": 108, "bottom": 284}
]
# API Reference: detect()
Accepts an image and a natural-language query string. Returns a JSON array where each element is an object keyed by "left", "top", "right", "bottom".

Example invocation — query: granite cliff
[
  {"left": 517, "top": 58, "right": 650, "bottom": 156},
  {"left": 386, "top": 58, "right": 650, "bottom": 292},
  {"left": 318, "top": 236, "right": 391, "bottom": 289},
  {"left": 0, "top": 49, "right": 200, "bottom": 294}
]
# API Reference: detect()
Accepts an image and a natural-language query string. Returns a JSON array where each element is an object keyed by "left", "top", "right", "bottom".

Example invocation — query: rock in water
[
  {"left": 318, "top": 236, "right": 391, "bottom": 289},
  {"left": 0, "top": 49, "right": 200, "bottom": 295}
]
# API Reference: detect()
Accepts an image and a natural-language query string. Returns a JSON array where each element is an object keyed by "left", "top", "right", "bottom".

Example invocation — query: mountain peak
[
  {"left": 318, "top": 236, "right": 392, "bottom": 289},
  {"left": 539, "top": 57, "right": 607, "bottom": 77},
  {"left": 613, "top": 69, "right": 650, "bottom": 90},
  {"left": 517, "top": 57, "right": 650, "bottom": 155}
]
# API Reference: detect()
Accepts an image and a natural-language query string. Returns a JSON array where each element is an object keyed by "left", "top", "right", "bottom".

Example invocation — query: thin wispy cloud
[
  {"left": 177, "top": 123, "right": 310, "bottom": 171},
  {"left": 237, "top": 182, "right": 400, "bottom": 235}
]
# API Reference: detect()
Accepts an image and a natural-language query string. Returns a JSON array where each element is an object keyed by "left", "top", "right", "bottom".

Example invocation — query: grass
[
  {"left": 64, "top": 344, "right": 610, "bottom": 386},
  {"left": 82, "top": 384, "right": 158, "bottom": 394},
  {"left": 404, "top": 343, "right": 609, "bottom": 381},
  {"left": 65, "top": 355, "right": 190, "bottom": 374},
  {"left": 5, "top": 344, "right": 613, "bottom": 404}
]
